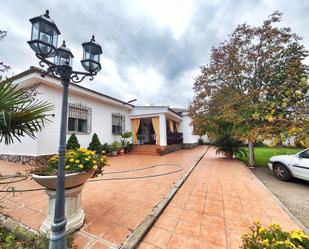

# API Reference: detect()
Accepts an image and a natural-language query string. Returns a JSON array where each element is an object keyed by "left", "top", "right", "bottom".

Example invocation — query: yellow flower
[
  {"left": 78, "top": 164, "right": 84, "bottom": 169},
  {"left": 75, "top": 160, "right": 80, "bottom": 164},
  {"left": 85, "top": 158, "right": 89, "bottom": 161},
  {"left": 92, "top": 165, "right": 98, "bottom": 170},
  {"left": 290, "top": 231, "right": 304, "bottom": 241},
  {"left": 92, "top": 160, "right": 96, "bottom": 164},
  {"left": 65, "top": 165, "right": 70, "bottom": 169},
  {"left": 69, "top": 158, "right": 74, "bottom": 162},
  {"left": 79, "top": 148, "right": 87, "bottom": 153}
]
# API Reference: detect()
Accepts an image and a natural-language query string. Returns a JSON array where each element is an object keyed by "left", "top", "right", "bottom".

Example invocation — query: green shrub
[
  {"left": 66, "top": 133, "right": 80, "bottom": 150},
  {"left": 111, "top": 141, "right": 122, "bottom": 150},
  {"left": 241, "top": 222, "right": 309, "bottom": 249},
  {"left": 101, "top": 142, "right": 109, "bottom": 154},
  {"left": 0, "top": 225, "right": 76, "bottom": 248},
  {"left": 88, "top": 133, "right": 102, "bottom": 154}
]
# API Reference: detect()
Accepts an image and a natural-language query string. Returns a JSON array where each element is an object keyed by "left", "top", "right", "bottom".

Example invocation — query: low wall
[
  {"left": 0, "top": 154, "right": 52, "bottom": 167},
  {"left": 181, "top": 143, "right": 199, "bottom": 149},
  {"left": 160, "top": 144, "right": 182, "bottom": 155}
]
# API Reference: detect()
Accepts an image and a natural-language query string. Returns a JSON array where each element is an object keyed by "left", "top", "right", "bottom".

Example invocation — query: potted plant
[
  {"left": 214, "top": 135, "right": 247, "bottom": 159},
  {"left": 110, "top": 141, "right": 121, "bottom": 156},
  {"left": 137, "top": 134, "right": 145, "bottom": 145},
  {"left": 31, "top": 148, "right": 107, "bottom": 234},
  {"left": 119, "top": 130, "right": 132, "bottom": 154}
]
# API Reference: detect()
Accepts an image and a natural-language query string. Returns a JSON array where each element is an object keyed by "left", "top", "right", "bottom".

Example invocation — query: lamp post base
[{"left": 40, "top": 184, "right": 85, "bottom": 236}]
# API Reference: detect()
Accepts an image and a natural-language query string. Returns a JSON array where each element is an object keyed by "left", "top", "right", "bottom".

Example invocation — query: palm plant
[
  {"left": 214, "top": 135, "right": 248, "bottom": 159},
  {"left": 0, "top": 80, "right": 53, "bottom": 145}
]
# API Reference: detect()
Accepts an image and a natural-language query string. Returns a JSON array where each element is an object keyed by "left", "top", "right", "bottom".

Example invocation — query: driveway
[
  {"left": 138, "top": 147, "right": 299, "bottom": 249},
  {"left": 253, "top": 167, "right": 309, "bottom": 230}
]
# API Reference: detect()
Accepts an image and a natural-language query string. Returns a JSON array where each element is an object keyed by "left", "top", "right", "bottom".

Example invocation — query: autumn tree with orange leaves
[{"left": 189, "top": 11, "right": 309, "bottom": 166}]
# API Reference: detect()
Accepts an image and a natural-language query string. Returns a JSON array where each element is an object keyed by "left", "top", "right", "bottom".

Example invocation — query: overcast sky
[{"left": 1, "top": 0, "right": 309, "bottom": 107}]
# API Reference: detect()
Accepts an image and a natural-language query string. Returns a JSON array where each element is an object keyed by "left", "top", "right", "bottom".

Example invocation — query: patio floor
[
  {"left": 0, "top": 146, "right": 300, "bottom": 249},
  {"left": 138, "top": 147, "right": 299, "bottom": 249},
  {"left": 0, "top": 146, "right": 206, "bottom": 248}
]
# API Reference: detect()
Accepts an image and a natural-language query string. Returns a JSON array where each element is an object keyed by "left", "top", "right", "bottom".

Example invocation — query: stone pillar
[
  {"left": 40, "top": 184, "right": 85, "bottom": 235},
  {"left": 159, "top": 114, "right": 167, "bottom": 146}
]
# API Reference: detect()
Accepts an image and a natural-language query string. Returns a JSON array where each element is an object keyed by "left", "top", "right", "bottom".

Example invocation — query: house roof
[
  {"left": 10, "top": 66, "right": 135, "bottom": 108},
  {"left": 170, "top": 108, "right": 188, "bottom": 114},
  {"left": 135, "top": 106, "right": 182, "bottom": 118}
]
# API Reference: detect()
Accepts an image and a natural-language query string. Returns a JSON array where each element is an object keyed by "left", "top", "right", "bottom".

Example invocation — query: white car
[{"left": 268, "top": 148, "right": 309, "bottom": 181}]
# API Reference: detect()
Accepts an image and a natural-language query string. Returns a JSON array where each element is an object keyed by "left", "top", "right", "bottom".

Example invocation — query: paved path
[
  {"left": 0, "top": 146, "right": 206, "bottom": 249},
  {"left": 253, "top": 167, "right": 309, "bottom": 230},
  {"left": 138, "top": 147, "right": 299, "bottom": 249}
]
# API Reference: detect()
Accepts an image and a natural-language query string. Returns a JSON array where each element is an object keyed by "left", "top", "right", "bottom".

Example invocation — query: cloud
[{"left": 1, "top": 0, "right": 309, "bottom": 107}]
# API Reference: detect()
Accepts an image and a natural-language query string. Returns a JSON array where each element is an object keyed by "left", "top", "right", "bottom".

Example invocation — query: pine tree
[
  {"left": 88, "top": 133, "right": 102, "bottom": 154},
  {"left": 66, "top": 133, "right": 80, "bottom": 150}
]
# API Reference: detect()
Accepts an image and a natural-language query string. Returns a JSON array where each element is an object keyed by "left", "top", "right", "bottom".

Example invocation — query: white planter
[
  {"left": 40, "top": 184, "right": 85, "bottom": 235},
  {"left": 31, "top": 171, "right": 93, "bottom": 190},
  {"left": 31, "top": 171, "right": 93, "bottom": 235}
]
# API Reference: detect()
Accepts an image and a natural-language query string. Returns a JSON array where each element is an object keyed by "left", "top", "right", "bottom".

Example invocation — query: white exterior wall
[
  {"left": 179, "top": 114, "right": 199, "bottom": 144},
  {"left": 0, "top": 78, "right": 132, "bottom": 156}
]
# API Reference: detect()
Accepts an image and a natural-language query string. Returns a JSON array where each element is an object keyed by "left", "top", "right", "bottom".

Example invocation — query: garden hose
[{"left": 0, "top": 163, "right": 183, "bottom": 193}]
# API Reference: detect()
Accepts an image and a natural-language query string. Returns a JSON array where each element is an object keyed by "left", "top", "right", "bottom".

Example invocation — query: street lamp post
[{"left": 27, "top": 10, "right": 102, "bottom": 249}]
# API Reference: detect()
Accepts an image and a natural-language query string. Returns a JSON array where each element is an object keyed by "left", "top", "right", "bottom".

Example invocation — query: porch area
[{"left": 130, "top": 106, "right": 184, "bottom": 155}]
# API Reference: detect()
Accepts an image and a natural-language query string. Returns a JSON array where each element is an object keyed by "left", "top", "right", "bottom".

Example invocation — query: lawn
[{"left": 236, "top": 147, "right": 303, "bottom": 167}]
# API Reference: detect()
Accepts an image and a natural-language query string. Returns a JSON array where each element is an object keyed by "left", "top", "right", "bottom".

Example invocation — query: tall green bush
[
  {"left": 88, "top": 133, "right": 102, "bottom": 154},
  {"left": 66, "top": 133, "right": 80, "bottom": 150}
]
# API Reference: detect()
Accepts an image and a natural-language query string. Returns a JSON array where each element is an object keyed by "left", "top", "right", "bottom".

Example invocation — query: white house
[{"left": 0, "top": 67, "right": 206, "bottom": 164}]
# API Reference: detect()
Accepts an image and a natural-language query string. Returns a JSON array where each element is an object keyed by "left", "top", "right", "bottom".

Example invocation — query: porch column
[{"left": 159, "top": 114, "right": 167, "bottom": 146}]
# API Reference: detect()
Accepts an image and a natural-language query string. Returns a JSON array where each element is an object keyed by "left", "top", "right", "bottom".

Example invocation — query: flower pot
[
  {"left": 225, "top": 152, "right": 233, "bottom": 159},
  {"left": 31, "top": 170, "right": 94, "bottom": 190},
  {"left": 31, "top": 171, "right": 93, "bottom": 235},
  {"left": 119, "top": 148, "right": 125, "bottom": 155},
  {"left": 111, "top": 150, "right": 118, "bottom": 156}
]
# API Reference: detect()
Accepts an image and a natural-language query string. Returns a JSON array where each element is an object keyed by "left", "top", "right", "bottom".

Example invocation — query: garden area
[{"left": 236, "top": 146, "right": 303, "bottom": 167}]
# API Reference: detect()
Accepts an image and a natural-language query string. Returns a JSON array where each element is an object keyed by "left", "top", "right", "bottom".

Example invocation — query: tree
[
  {"left": 190, "top": 11, "right": 309, "bottom": 166},
  {"left": 0, "top": 80, "right": 53, "bottom": 145},
  {"left": 0, "top": 30, "right": 53, "bottom": 145},
  {"left": 66, "top": 133, "right": 80, "bottom": 150},
  {"left": 88, "top": 133, "right": 102, "bottom": 154}
]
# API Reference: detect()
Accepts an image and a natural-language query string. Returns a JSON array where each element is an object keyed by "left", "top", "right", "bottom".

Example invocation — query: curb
[
  {"left": 238, "top": 160, "right": 309, "bottom": 235},
  {"left": 119, "top": 146, "right": 210, "bottom": 249}
]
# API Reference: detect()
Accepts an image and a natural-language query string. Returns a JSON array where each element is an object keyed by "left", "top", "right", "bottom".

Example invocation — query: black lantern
[
  {"left": 28, "top": 10, "right": 60, "bottom": 57},
  {"left": 81, "top": 35, "right": 102, "bottom": 72},
  {"left": 54, "top": 41, "right": 74, "bottom": 66}
]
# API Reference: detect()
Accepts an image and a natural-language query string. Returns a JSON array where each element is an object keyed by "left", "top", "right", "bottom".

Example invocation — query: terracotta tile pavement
[
  {"left": 137, "top": 147, "right": 299, "bottom": 249},
  {"left": 0, "top": 146, "right": 206, "bottom": 248}
]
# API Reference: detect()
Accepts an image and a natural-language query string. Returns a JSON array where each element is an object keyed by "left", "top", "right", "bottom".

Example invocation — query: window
[
  {"left": 68, "top": 104, "right": 92, "bottom": 133},
  {"left": 300, "top": 149, "right": 309, "bottom": 159},
  {"left": 112, "top": 113, "right": 125, "bottom": 135}
]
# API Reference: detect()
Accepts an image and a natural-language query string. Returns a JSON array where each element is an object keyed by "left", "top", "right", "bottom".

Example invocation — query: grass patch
[{"left": 236, "top": 147, "right": 302, "bottom": 167}]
